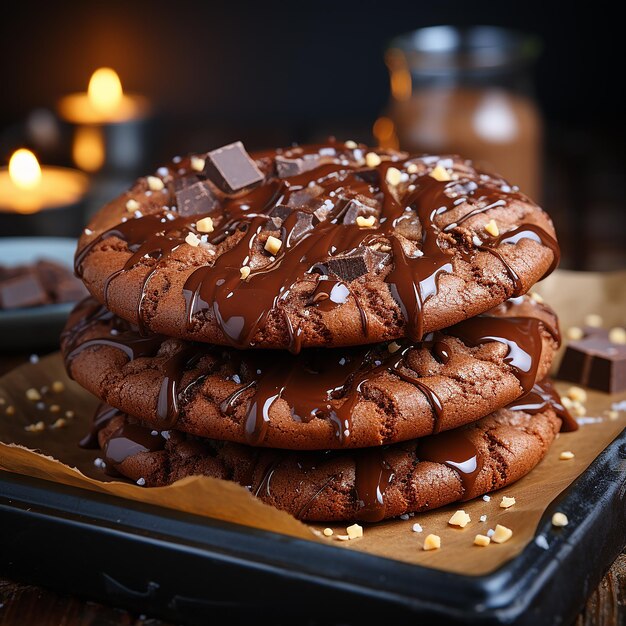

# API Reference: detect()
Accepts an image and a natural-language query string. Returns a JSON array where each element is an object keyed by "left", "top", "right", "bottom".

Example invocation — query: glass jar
[{"left": 377, "top": 26, "right": 543, "bottom": 201}]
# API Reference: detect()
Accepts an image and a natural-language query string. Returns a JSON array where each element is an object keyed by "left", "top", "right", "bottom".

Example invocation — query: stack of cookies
[{"left": 61, "top": 140, "right": 577, "bottom": 523}]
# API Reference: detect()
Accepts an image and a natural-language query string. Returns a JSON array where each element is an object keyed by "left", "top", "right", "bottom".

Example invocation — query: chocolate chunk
[
  {"left": 337, "top": 195, "right": 378, "bottom": 225},
  {"left": 557, "top": 327, "right": 626, "bottom": 393},
  {"left": 0, "top": 270, "right": 50, "bottom": 309},
  {"left": 269, "top": 205, "right": 316, "bottom": 244},
  {"left": 313, "top": 254, "right": 368, "bottom": 283},
  {"left": 35, "top": 260, "right": 87, "bottom": 302},
  {"left": 202, "top": 141, "right": 264, "bottom": 193},
  {"left": 174, "top": 179, "right": 219, "bottom": 216},
  {"left": 286, "top": 184, "right": 324, "bottom": 209},
  {"left": 355, "top": 169, "right": 380, "bottom": 185},
  {"left": 275, "top": 154, "right": 321, "bottom": 178}
]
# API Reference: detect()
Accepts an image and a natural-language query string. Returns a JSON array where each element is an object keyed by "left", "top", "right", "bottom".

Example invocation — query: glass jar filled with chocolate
[{"left": 378, "top": 26, "right": 543, "bottom": 201}]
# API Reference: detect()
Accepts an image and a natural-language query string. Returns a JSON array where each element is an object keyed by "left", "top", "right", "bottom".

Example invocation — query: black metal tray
[{"left": 1, "top": 428, "right": 624, "bottom": 626}]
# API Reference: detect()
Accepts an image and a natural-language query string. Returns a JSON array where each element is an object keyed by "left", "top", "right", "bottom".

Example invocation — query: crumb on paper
[
  {"left": 346, "top": 523, "right": 363, "bottom": 539},
  {"left": 606, "top": 410, "right": 619, "bottom": 421},
  {"left": 474, "top": 534, "right": 491, "bottom": 547},
  {"left": 552, "top": 512, "right": 568, "bottom": 527},
  {"left": 323, "top": 528, "right": 333, "bottom": 537},
  {"left": 480, "top": 515, "right": 487, "bottom": 522},
  {"left": 482, "top": 495, "right": 491, "bottom": 502},
  {"left": 423, "top": 534, "right": 441, "bottom": 551},
  {"left": 412, "top": 523, "right": 423, "bottom": 533},
  {"left": 492, "top": 524, "right": 513, "bottom": 544},
  {"left": 559, "top": 451, "right": 575, "bottom": 460},
  {"left": 399, "top": 513, "right": 410, "bottom": 521},
  {"left": 500, "top": 496, "right": 516, "bottom": 509},
  {"left": 566, "top": 386, "right": 587, "bottom": 403},
  {"left": 336, "top": 534, "right": 351, "bottom": 541},
  {"left": 448, "top": 510, "right": 471, "bottom": 528},
  {"left": 24, "top": 421, "right": 45, "bottom": 433}
]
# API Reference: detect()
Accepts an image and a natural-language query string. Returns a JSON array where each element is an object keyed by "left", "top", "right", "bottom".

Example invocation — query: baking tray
[{"left": 1, "top": 428, "right": 624, "bottom": 626}]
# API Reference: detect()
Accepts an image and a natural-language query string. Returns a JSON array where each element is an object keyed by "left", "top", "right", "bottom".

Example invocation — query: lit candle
[
  {"left": 57, "top": 68, "right": 151, "bottom": 174},
  {"left": 0, "top": 149, "right": 88, "bottom": 236}
]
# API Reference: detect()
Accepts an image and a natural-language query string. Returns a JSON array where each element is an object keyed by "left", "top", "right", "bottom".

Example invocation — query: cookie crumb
[
  {"left": 323, "top": 528, "right": 333, "bottom": 537},
  {"left": 552, "top": 512, "right": 568, "bottom": 527},
  {"left": 559, "top": 451, "right": 575, "bottom": 460},
  {"left": 346, "top": 523, "right": 363, "bottom": 539},
  {"left": 196, "top": 217, "right": 214, "bottom": 233},
  {"left": 584, "top": 313, "right": 603, "bottom": 328},
  {"left": 264, "top": 235, "right": 282, "bottom": 255},
  {"left": 365, "top": 152, "right": 381, "bottom": 168},
  {"left": 474, "top": 534, "right": 491, "bottom": 547},
  {"left": 423, "top": 534, "right": 441, "bottom": 551},
  {"left": 385, "top": 167, "right": 402, "bottom": 186},
  {"left": 566, "top": 326, "right": 584, "bottom": 341},
  {"left": 609, "top": 327, "right": 626, "bottom": 344},
  {"left": 448, "top": 510, "right": 471, "bottom": 528},
  {"left": 566, "top": 386, "right": 587, "bottom": 403},
  {"left": 429, "top": 164, "right": 451, "bottom": 182},
  {"left": 146, "top": 175, "right": 164, "bottom": 191},
  {"left": 51, "top": 381, "right": 65, "bottom": 393},
  {"left": 485, "top": 219, "right": 500, "bottom": 237},
  {"left": 356, "top": 215, "right": 376, "bottom": 228},
  {"left": 239, "top": 266, "right": 251, "bottom": 280},
  {"left": 185, "top": 232, "right": 201, "bottom": 247},
  {"left": 500, "top": 496, "right": 516, "bottom": 509},
  {"left": 25, "top": 388, "right": 42, "bottom": 401},
  {"left": 492, "top": 524, "right": 513, "bottom": 544},
  {"left": 412, "top": 523, "right": 423, "bottom": 533},
  {"left": 24, "top": 421, "right": 45, "bottom": 433},
  {"left": 190, "top": 156, "right": 206, "bottom": 172},
  {"left": 336, "top": 534, "right": 351, "bottom": 541}
]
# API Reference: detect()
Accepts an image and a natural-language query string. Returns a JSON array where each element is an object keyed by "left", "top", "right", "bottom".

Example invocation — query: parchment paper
[{"left": 1, "top": 270, "right": 625, "bottom": 576}]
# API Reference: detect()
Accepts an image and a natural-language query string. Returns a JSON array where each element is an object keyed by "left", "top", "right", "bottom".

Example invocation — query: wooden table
[{"left": 0, "top": 352, "right": 624, "bottom": 625}]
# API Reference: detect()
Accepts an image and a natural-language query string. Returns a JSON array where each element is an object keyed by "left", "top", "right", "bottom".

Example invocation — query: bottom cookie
[{"left": 89, "top": 380, "right": 576, "bottom": 522}]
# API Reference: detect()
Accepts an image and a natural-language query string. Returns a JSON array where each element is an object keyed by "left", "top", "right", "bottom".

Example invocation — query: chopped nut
[
  {"left": 552, "top": 512, "right": 569, "bottom": 527},
  {"left": 584, "top": 313, "right": 603, "bottom": 328},
  {"left": 346, "top": 523, "right": 364, "bottom": 539},
  {"left": 423, "top": 534, "right": 441, "bottom": 551},
  {"left": 448, "top": 510, "right": 471, "bottom": 528},
  {"left": 239, "top": 266, "right": 251, "bottom": 280},
  {"left": 323, "top": 527, "right": 334, "bottom": 537},
  {"left": 500, "top": 496, "right": 516, "bottom": 509},
  {"left": 125, "top": 198, "right": 140, "bottom": 212},
  {"left": 65, "top": 410, "right": 75, "bottom": 419},
  {"left": 26, "top": 388, "right": 42, "bottom": 402},
  {"left": 429, "top": 164, "right": 451, "bottom": 182},
  {"left": 196, "top": 217, "right": 214, "bottom": 233},
  {"left": 559, "top": 451, "right": 575, "bottom": 460},
  {"left": 51, "top": 417, "right": 67, "bottom": 429},
  {"left": 6, "top": 405, "right": 15, "bottom": 416},
  {"left": 49, "top": 404, "right": 61, "bottom": 413},
  {"left": 607, "top": 410, "right": 619, "bottom": 420},
  {"left": 146, "top": 175, "right": 164, "bottom": 191},
  {"left": 356, "top": 215, "right": 376, "bottom": 228},
  {"left": 365, "top": 152, "right": 381, "bottom": 167},
  {"left": 573, "top": 403, "right": 586, "bottom": 417},
  {"left": 406, "top": 163, "right": 419, "bottom": 174},
  {"left": 51, "top": 381, "right": 65, "bottom": 393},
  {"left": 344, "top": 140, "right": 358, "bottom": 149},
  {"left": 336, "top": 534, "right": 351, "bottom": 541},
  {"left": 485, "top": 219, "right": 500, "bottom": 237},
  {"left": 474, "top": 534, "right": 491, "bottom": 547},
  {"left": 24, "top": 421, "right": 45, "bottom": 433},
  {"left": 567, "top": 386, "right": 587, "bottom": 403},
  {"left": 412, "top": 523, "right": 423, "bottom": 533},
  {"left": 190, "top": 155, "right": 206, "bottom": 172},
  {"left": 491, "top": 524, "right": 513, "bottom": 544},
  {"left": 185, "top": 232, "right": 201, "bottom": 247},
  {"left": 385, "top": 167, "right": 402, "bottom": 186},
  {"left": 609, "top": 327, "right": 626, "bottom": 344},
  {"left": 388, "top": 341, "right": 402, "bottom": 353},
  {"left": 530, "top": 292, "right": 544, "bottom": 303},
  {"left": 566, "top": 326, "right": 584, "bottom": 341},
  {"left": 264, "top": 235, "right": 283, "bottom": 255}
]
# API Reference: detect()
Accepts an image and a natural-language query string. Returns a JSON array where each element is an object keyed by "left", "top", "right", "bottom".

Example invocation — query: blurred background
[{"left": 0, "top": 0, "right": 624, "bottom": 269}]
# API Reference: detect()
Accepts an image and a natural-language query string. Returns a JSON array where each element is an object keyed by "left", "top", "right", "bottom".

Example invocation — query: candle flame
[
  {"left": 73, "top": 126, "right": 105, "bottom": 172},
  {"left": 9, "top": 149, "right": 42, "bottom": 189},
  {"left": 88, "top": 67, "right": 123, "bottom": 114}
]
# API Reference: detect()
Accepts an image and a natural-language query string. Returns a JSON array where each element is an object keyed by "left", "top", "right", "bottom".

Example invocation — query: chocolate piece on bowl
[
  {"left": 557, "top": 327, "right": 626, "bottom": 393},
  {"left": 0, "top": 269, "right": 50, "bottom": 309},
  {"left": 61, "top": 294, "right": 561, "bottom": 450},
  {"left": 74, "top": 140, "right": 562, "bottom": 351},
  {"left": 89, "top": 380, "right": 573, "bottom": 522}
]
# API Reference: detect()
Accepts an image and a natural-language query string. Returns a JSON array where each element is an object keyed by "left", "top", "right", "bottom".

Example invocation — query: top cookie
[{"left": 76, "top": 140, "right": 560, "bottom": 351}]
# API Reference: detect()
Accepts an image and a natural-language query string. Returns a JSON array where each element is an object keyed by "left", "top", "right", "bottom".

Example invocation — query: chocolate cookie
[
  {"left": 90, "top": 380, "right": 576, "bottom": 522},
  {"left": 75, "top": 141, "right": 560, "bottom": 351},
  {"left": 62, "top": 295, "right": 560, "bottom": 449}
]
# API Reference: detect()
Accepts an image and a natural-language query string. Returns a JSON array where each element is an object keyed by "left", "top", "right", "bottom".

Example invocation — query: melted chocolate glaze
[
  {"left": 75, "top": 142, "right": 560, "bottom": 350},
  {"left": 65, "top": 294, "right": 555, "bottom": 446}
]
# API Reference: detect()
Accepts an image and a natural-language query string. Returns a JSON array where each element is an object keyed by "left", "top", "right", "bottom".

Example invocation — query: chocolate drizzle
[
  {"left": 354, "top": 448, "right": 395, "bottom": 522},
  {"left": 75, "top": 142, "right": 560, "bottom": 350}
]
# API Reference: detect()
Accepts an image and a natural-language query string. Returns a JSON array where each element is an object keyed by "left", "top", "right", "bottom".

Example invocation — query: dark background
[{"left": 1, "top": 0, "right": 624, "bottom": 268}]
